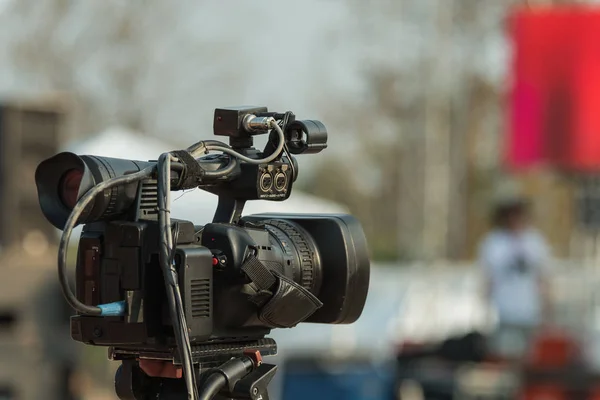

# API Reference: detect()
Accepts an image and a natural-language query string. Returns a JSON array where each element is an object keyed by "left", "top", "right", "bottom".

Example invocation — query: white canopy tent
[
  {"left": 65, "top": 126, "right": 174, "bottom": 162},
  {"left": 61, "top": 127, "right": 347, "bottom": 239}
]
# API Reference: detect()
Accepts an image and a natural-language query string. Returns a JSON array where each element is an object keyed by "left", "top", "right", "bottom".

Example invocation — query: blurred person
[{"left": 478, "top": 197, "right": 552, "bottom": 361}]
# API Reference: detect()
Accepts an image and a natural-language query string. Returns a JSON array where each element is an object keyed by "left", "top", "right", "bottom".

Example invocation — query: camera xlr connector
[
  {"left": 260, "top": 172, "right": 273, "bottom": 192},
  {"left": 274, "top": 172, "right": 287, "bottom": 192},
  {"left": 243, "top": 115, "right": 276, "bottom": 133}
]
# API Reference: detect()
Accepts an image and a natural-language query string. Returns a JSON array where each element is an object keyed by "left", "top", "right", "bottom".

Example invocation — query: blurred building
[
  {"left": 0, "top": 97, "right": 65, "bottom": 250},
  {"left": 0, "top": 98, "right": 79, "bottom": 400}
]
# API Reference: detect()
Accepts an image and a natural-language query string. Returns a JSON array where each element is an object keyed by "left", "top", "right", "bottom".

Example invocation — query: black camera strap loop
[
  {"left": 241, "top": 255, "right": 277, "bottom": 306},
  {"left": 241, "top": 256, "right": 277, "bottom": 291},
  {"left": 258, "top": 272, "right": 323, "bottom": 328},
  {"left": 240, "top": 254, "right": 323, "bottom": 328},
  {"left": 171, "top": 150, "right": 204, "bottom": 189}
]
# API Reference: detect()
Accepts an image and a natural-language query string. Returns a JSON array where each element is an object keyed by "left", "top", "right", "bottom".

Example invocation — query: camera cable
[
  {"left": 158, "top": 152, "right": 200, "bottom": 400},
  {"left": 186, "top": 118, "right": 286, "bottom": 165},
  {"left": 57, "top": 166, "right": 154, "bottom": 316}
]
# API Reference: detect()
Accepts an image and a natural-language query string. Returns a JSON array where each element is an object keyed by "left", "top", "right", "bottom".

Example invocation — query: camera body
[
  {"left": 35, "top": 106, "right": 370, "bottom": 367},
  {"left": 72, "top": 213, "right": 369, "bottom": 363}
]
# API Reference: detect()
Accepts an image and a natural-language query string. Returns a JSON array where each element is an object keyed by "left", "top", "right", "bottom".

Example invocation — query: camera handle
[
  {"left": 115, "top": 351, "right": 276, "bottom": 400},
  {"left": 213, "top": 196, "right": 246, "bottom": 224}
]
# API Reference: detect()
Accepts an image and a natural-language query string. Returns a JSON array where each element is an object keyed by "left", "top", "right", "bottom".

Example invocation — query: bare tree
[{"left": 304, "top": 0, "right": 527, "bottom": 261}]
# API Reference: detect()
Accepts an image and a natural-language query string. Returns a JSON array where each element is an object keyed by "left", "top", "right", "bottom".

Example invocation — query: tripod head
[{"left": 116, "top": 350, "right": 276, "bottom": 400}]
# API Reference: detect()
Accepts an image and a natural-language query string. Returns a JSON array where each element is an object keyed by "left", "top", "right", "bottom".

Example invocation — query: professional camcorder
[{"left": 35, "top": 107, "right": 371, "bottom": 400}]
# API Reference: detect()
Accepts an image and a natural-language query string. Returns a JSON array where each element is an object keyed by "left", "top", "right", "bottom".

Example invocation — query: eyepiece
[
  {"left": 35, "top": 152, "right": 155, "bottom": 230},
  {"left": 58, "top": 168, "right": 84, "bottom": 210}
]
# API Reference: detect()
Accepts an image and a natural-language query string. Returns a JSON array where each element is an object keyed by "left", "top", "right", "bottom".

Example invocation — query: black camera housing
[
  {"left": 35, "top": 107, "right": 370, "bottom": 367},
  {"left": 71, "top": 213, "right": 369, "bottom": 364}
]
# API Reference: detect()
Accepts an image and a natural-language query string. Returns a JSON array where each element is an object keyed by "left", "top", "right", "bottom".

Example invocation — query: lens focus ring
[{"left": 263, "top": 219, "right": 321, "bottom": 295}]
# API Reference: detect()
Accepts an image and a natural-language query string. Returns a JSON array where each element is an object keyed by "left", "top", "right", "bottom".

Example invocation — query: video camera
[{"left": 35, "top": 107, "right": 370, "bottom": 400}]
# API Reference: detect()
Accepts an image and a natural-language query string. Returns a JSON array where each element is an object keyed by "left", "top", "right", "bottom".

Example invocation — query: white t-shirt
[{"left": 478, "top": 228, "right": 550, "bottom": 327}]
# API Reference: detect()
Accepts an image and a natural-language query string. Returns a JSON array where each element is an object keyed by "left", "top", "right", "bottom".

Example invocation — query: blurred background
[{"left": 3, "top": 0, "right": 600, "bottom": 399}]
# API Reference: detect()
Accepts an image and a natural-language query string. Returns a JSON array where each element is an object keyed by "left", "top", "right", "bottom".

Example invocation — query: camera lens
[
  {"left": 58, "top": 168, "right": 83, "bottom": 209},
  {"left": 242, "top": 213, "right": 371, "bottom": 325}
]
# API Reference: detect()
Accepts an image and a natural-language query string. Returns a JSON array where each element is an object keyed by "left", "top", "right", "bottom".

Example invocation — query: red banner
[{"left": 507, "top": 7, "right": 600, "bottom": 173}]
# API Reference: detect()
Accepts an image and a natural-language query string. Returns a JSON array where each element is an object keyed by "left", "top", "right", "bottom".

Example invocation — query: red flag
[{"left": 507, "top": 7, "right": 600, "bottom": 173}]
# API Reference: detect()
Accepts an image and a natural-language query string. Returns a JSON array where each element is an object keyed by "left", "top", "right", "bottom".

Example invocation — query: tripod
[{"left": 115, "top": 350, "right": 277, "bottom": 400}]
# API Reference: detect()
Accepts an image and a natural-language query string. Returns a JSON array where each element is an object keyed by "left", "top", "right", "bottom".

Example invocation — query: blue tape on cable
[{"left": 98, "top": 301, "right": 127, "bottom": 316}]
